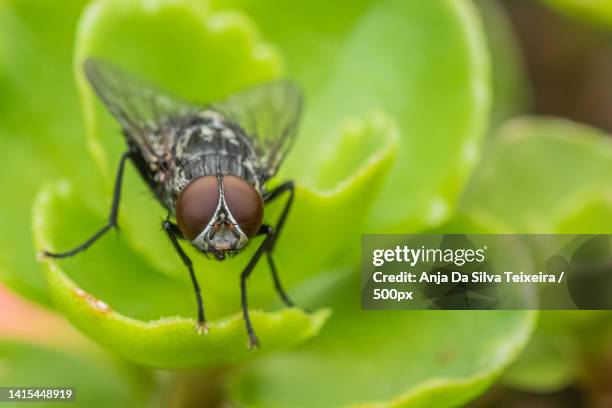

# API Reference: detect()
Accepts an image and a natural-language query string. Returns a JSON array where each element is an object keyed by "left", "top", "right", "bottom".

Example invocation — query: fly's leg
[
  {"left": 240, "top": 224, "right": 275, "bottom": 349},
  {"left": 42, "top": 152, "right": 130, "bottom": 259},
  {"left": 267, "top": 256, "right": 294, "bottom": 307},
  {"left": 263, "top": 181, "right": 297, "bottom": 308},
  {"left": 162, "top": 220, "right": 207, "bottom": 334}
]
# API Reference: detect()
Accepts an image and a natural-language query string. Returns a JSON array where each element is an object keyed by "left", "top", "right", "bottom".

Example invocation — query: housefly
[{"left": 42, "top": 58, "right": 304, "bottom": 349}]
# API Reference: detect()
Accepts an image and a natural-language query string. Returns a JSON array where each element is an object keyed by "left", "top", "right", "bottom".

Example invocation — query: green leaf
[
  {"left": 0, "top": 0, "right": 93, "bottom": 304},
  {"left": 475, "top": 0, "right": 529, "bottom": 127},
  {"left": 210, "top": 0, "right": 492, "bottom": 232},
  {"left": 541, "top": 0, "right": 612, "bottom": 30},
  {"left": 228, "top": 275, "right": 535, "bottom": 408},
  {"left": 462, "top": 117, "right": 612, "bottom": 233},
  {"left": 502, "top": 317, "right": 578, "bottom": 392},
  {"left": 25, "top": 0, "right": 402, "bottom": 367},
  {"left": 460, "top": 116, "right": 612, "bottom": 392},
  {"left": 73, "top": 0, "right": 399, "bottom": 292},
  {"left": 33, "top": 181, "right": 330, "bottom": 367},
  {"left": 503, "top": 309, "right": 612, "bottom": 392},
  {"left": 0, "top": 339, "right": 153, "bottom": 408}
]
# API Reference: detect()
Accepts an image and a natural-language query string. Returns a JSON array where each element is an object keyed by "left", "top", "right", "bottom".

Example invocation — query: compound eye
[
  {"left": 223, "top": 175, "right": 264, "bottom": 238},
  {"left": 175, "top": 176, "right": 219, "bottom": 240}
]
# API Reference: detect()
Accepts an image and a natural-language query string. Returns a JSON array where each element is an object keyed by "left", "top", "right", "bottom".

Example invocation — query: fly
[{"left": 41, "top": 58, "right": 304, "bottom": 349}]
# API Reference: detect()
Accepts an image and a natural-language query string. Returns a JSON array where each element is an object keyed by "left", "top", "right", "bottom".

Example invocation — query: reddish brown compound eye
[
  {"left": 175, "top": 176, "right": 219, "bottom": 240},
  {"left": 223, "top": 175, "right": 264, "bottom": 238}
]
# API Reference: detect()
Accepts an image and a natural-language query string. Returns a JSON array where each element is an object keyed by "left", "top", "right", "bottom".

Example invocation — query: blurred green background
[{"left": 0, "top": 0, "right": 611, "bottom": 407}]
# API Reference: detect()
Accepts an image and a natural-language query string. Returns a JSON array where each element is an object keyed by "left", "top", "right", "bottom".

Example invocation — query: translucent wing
[
  {"left": 211, "top": 80, "right": 303, "bottom": 178},
  {"left": 84, "top": 58, "right": 196, "bottom": 160}
]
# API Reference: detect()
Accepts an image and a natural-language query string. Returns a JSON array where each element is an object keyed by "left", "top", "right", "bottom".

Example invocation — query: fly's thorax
[{"left": 175, "top": 175, "right": 264, "bottom": 257}]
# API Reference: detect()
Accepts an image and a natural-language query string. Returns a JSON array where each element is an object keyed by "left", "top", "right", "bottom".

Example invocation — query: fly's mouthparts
[{"left": 202, "top": 211, "right": 245, "bottom": 253}]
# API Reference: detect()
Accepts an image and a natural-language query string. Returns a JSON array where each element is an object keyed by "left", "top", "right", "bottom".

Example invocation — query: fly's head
[{"left": 175, "top": 175, "right": 263, "bottom": 260}]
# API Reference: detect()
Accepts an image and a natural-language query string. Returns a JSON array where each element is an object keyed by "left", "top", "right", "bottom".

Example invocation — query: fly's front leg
[
  {"left": 42, "top": 152, "right": 130, "bottom": 259},
  {"left": 162, "top": 220, "right": 207, "bottom": 334},
  {"left": 240, "top": 224, "right": 275, "bottom": 349},
  {"left": 263, "top": 181, "right": 296, "bottom": 307}
]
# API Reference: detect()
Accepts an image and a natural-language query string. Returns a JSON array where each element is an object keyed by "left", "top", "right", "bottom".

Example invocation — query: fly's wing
[
  {"left": 84, "top": 58, "right": 196, "bottom": 161},
  {"left": 210, "top": 80, "right": 303, "bottom": 179}
]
